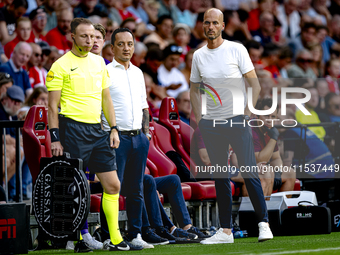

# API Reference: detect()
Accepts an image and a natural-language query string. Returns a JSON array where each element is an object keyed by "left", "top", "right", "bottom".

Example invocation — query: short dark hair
[
  {"left": 12, "top": 0, "right": 28, "bottom": 9},
  {"left": 223, "top": 10, "right": 235, "bottom": 25},
  {"left": 111, "top": 27, "right": 135, "bottom": 45},
  {"left": 93, "top": 23, "right": 106, "bottom": 39},
  {"left": 120, "top": 17, "right": 136, "bottom": 28},
  {"left": 244, "top": 40, "right": 262, "bottom": 52},
  {"left": 145, "top": 47, "right": 163, "bottom": 61},
  {"left": 302, "top": 22, "right": 317, "bottom": 32},
  {"left": 316, "top": 25, "right": 329, "bottom": 33},
  {"left": 157, "top": 15, "right": 172, "bottom": 25},
  {"left": 278, "top": 46, "right": 293, "bottom": 59},
  {"left": 71, "top": 18, "right": 93, "bottom": 34},
  {"left": 256, "top": 98, "right": 277, "bottom": 112}
]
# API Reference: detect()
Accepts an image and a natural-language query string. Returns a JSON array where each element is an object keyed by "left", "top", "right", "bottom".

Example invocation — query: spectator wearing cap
[
  {"left": 251, "top": 12, "right": 274, "bottom": 46},
  {"left": 287, "top": 49, "right": 317, "bottom": 80},
  {"left": 45, "top": 9, "right": 73, "bottom": 55},
  {"left": 28, "top": 43, "right": 47, "bottom": 88},
  {"left": 73, "top": 0, "right": 108, "bottom": 19},
  {"left": 0, "top": 72, "right": 14, "bottom": 98},
  {"left": 173, "top": 23, "right": 190, "bottom": 65},
  {"left": 0, "top": 42, "right": 33, "bottom": 97},
  {"left": 4, "top": 17, "right": 32, "bottom": 59},
  {"left": 143, "top": 15, "right": 173, "bottom": 50},
  {"left": 0, "top": 84, "right": 25, "bottom": 129},
  {"left": 188, "top": 12, "right": 206, "bottom": 49},
  {"left": 28, "top": 6, "right": 47, "bottom": 43},
  {"left": 158, "top": 44, "right": 189, "bottom": 98},
  {"left": 0, "top": 0, "right": 28, "bottom": 45},
  {"left": 37, "top": 41, "right": 51, "bottom": 72}
]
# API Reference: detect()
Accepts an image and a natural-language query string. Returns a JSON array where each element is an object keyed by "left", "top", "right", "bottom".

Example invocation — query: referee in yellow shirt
[{"left": 46, "top": 18, "right": 129, "bottom": 252}]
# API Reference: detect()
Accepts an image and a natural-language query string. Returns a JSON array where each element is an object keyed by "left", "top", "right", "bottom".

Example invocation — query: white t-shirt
[
  {"left": 190, "top": 40, "right": 254, "bottom": 120},
  {"left": 101, "top": 59, "right": 148, "bottom": 131},
  {"left": 157, "top": 64, "right": 189, "bottom": 98}
]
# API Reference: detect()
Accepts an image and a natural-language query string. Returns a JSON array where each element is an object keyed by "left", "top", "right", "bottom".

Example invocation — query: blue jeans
[
  {"left": 199, "top": 116, "right": 268, "bottom": 228},
  {"left": 143, "top": 174, "right": 191, "bottom": 229}
]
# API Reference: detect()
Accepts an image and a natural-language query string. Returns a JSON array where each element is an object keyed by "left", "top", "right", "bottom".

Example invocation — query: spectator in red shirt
[
  {"left": 28, "top": 43, "right": 46, "bottom": 88},
  {"left": 45, "top": 9, "right": 73, "bottom": 55},
  {"left": 247, "top": 0, "right": 273, "bottom": 32},
  {"left": 118, "top": 0, "right": 137, "bottom": 21},
  {"left": 0, "top": 0, "right": 28, "bottom": 45},
  {"left": 28, "top": 6, "right": 47, "bottom": 43},
  {"left": 325, "top": 58, "right": 340, "bottom": 94},
  {"left": 263, "top": 42, "right": 281, "bottom": 80},
  {"left": 4, "top": 17, "right": 32, "bottom": 58}
]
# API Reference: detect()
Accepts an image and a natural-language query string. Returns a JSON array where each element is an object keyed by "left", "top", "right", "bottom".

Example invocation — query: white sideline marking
[{"left": 247, "top": 247, "right": 340, "bottom": 255}]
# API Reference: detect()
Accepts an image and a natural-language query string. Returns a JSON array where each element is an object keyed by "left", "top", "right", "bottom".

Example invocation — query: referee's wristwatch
[
  {"left": 111, "top": 126, "right": 119, "bottom": 132},
  {"left": 146, "top": 133, "right": 152, "bottom": 140}
]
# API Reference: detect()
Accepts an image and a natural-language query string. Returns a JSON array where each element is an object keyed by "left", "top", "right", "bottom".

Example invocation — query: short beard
[
  {"left": 205, "top": 30, "right": 222, "bottom": 40},
  {"left": 3, "top": 102, "right": 17, "bottom": 116}
]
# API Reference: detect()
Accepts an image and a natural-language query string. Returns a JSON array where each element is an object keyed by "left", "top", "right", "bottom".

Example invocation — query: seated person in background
[
  {"left": 325, "top": 93, "right": 340, "bottom": 122},
  {"left": 144, "top": 72, "right": 164, "bottom": 117},
  {"left": 0, "top": 85, "right": 25, "bottom": 183},
  {"left": 27, "top": 43, "right": 47, "bottom": 88},
  {"left": 325, "top": 58, "right": 340, "bottom": 94},
  {"left": 278, "top": 108, "right": 335, "bottom": 179},
  {"left": 287, "top": 49, "right": 317, "bottom": 80},
  {"left": 0, "top": 42, "right": 33, "bottom": 97},
  {"left": 24, "top": 86, "right": 48, "bottom": 107},
  {"left": 315, "top": 78, "right": 330, "bottom": 113},
  {"left": 181, "top": 49, "right": 194, "bottom": 85},
  {"left": 157, "top": 44, "right": 189, "bottom": 98},
  {"left": 176, "top": 90, "right": 190, "bottom": 125},
  {"left": 4, "top": 17, "right": 32, "bottom": 59},
  {"left": 295, "top": 87, "right": 326, "bottom": 140}
]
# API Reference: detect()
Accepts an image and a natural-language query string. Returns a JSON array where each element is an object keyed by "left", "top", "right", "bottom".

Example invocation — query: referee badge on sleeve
[{"left": 46, "top": 71, "right": 54, "bottom": 82}]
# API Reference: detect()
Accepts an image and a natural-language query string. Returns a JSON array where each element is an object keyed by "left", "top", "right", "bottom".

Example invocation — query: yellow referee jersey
[{"left": 46, "top": 51, "right": 111, "bottom": 124}]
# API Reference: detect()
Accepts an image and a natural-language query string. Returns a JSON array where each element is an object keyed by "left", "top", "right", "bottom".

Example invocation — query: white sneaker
[
  {"left": 258, "top": 222, "right": 273, "bottom": 242},
  {"left": 82, "top": 233, "right": 104, "bottom": 250},
  {"left": 200, "top": 228, "right": 234, "bottom": 244},
  {"left": 130, "top": 233, "right": 154, "bottom": 249},
  {"left": 66, "top": 241, "right": 75, "bottom": 250}
]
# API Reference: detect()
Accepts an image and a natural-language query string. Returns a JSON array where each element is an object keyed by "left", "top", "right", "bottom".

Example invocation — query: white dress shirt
[{"left": 102, "top": 58, "right": 148, "bottom": 131}]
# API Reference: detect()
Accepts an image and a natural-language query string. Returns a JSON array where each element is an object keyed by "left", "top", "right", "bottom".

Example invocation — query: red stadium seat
[
  {"left": 158, "top": 97, "right": 196, "bottom": 169},
  {"left": 90, "top": 194, "right": 101, "bottom": 212},
  {"left": 181, "top": 183, "right": 192, "bottom": 201},
  {"left": 22, "top": 106, "right": 52, "bottom": 183}
]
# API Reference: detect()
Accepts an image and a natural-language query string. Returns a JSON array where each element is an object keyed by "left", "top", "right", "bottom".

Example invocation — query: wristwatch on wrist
[
  {"left": 111, "top": 126, "right": 118, "bottom": 132},
  {"left": 146, "top": 133, "right": 152, "bottom": 140}
]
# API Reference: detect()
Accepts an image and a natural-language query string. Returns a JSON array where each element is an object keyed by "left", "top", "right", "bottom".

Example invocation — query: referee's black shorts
[{"left": 59, "top": 115, "right": 117, "bottom": 173}]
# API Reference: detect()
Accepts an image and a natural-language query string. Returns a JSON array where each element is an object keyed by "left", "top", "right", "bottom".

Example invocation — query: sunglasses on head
[{"left": 297, "top": 58, "right": 313, "bottom": 63}]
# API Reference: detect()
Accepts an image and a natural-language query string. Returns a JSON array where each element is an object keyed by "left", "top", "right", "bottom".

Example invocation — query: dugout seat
[
  {"left": 158, "top": 97, "right": 196, "bottom": 169},
  {"left": 22, "top": 106, "right": 52, "bottom": 183}
]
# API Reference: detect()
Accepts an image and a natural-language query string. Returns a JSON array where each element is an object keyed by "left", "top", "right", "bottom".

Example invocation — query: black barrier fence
[{"left": 0, "top": 120, "right": 25, "bottom": 203}]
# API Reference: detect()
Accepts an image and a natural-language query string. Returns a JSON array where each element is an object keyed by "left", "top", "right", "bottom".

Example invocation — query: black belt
[{"left": 120, "top": 130, "right": 141, "bottom": 136}]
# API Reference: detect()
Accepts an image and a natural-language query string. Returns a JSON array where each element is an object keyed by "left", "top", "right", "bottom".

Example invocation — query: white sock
[
  {"left": 170, "top": 227, "right": 177, "bottom": 235},
  {"left": 82, "top": 233, "right": 91, "bottom": 242}
]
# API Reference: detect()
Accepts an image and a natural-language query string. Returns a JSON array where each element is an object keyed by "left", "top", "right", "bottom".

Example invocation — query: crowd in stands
[{"left": 0, "top": 0, "right": 339, "bottom": 202}]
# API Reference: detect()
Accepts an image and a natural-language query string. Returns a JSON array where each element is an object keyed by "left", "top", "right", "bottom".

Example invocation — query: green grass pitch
[{"left": 31, "top": 232, "right": 340, "bottom": 255}]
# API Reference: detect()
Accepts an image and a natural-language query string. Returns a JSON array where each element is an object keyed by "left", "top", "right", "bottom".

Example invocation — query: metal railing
[{"left": 0, "top": 120, "right": 25, "bottom": 202}]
